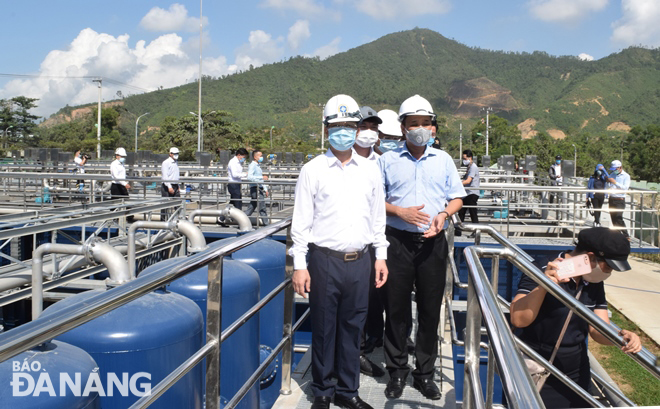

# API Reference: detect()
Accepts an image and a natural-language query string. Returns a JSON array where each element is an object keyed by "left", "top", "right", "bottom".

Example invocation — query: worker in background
[
  {"left": 227, "top": 148, "right": 248, "bottom": 210},
  {"left": 161, "top": 147, "right": 181, "bottom": 221},
  {"left": 110, "top": 147, "right": 133, "bottom": 222},
  {"left": 290, "top": 94, "right": 388, "bottom": 409},
  {"left": 456, "top": 149, "right": 480, "bottom": 238},
  {"left": 606, "top": 160, "right": 631, "bottom": 238},
  {"left": 245, "top": 149, "right": 269, "bottom": 226},
  {"left": 586, "top": 164, "right": 608, "bottom": 227},
  {"left": 549, "top": 154, "right": 562, "bottom": 204},
  {"left": 74, "top": 149, "right": 88, "bottom": 193},
  {"left": 376, "top": 109, "right": 404, "bottom": 155}
]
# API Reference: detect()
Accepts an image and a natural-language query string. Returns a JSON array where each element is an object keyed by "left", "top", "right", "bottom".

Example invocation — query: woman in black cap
[{"left": 510, "top": 227, "right": 642, "bottom": 408}]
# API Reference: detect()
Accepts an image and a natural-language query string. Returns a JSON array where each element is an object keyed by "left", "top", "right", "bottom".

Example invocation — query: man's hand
[
  {"left": 397, "top": 205, "right": 430, "bottom": 228},
  {"left": 292, "top": 269, "right": 311, "bottom": 298},
  {"left": 168, "top": 187, "right": 174, "bottom": 194},
  {"left": 374, "top": 260, "right": 388, "bottom": 288},
  {"left": 607, "top": 177, "right": 617, "bottom": 184},
  {"left": 263, "top": 175, "right": 269, "bottom": 180},
  {"left": 125, "top": 183, "right": 131, "bottom": 190},
  {"left": 423, "top": 212, "right": 447, "bottom": 238},
  {"left": 620, "top": 329, "right": 642, "bottom": 354},
  {"left": 264, "top": 191, "right": 269, "bottom": 198}
]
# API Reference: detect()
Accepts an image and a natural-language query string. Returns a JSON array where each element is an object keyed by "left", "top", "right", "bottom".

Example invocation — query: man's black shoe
[
  {"left": 334, "top": 395, "right": 373, "bottom": 409},
  {"left": 359, "top": 354, "right": 385, "bottom": 377},
  {"left": 385, "top": 377, "right": 406, "bottom": 399},
  {"left": 310, "top": 396, "right": 331, "bottom": 409},
  {"left": 413, "top": 378, "right": 442, "bottom": 400},
  {"left": 363, "top": 337, "right": 383, "bottom": 354}
]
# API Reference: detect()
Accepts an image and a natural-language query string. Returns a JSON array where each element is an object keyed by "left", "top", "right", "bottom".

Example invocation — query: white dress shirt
[
  {"left": 161, "top": 157, "right": 180, "bottom": 188},
  {"left": 74, "top": 156, "right": 85, "bottom": 174},
  {"left": 110, "top": 159, "right": 127, "bottom": 186},
  {"left": 607, "top": 169, "right": 631, "bottom": 199},
  {"left": 289, "top": 149, "right": 388, "bottom": 270},
  {"left": 227, "top": 156, "right": 245, "bottom": 183}
]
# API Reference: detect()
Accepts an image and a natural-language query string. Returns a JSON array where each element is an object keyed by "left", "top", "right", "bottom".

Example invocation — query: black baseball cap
[
  {"left": 359, "top": 106, "right": 382, "bottom": 125},
  {"left": 555, "top": 155, "right": 562, "bottom": 160},
  {"left": 576, "top": 227, "right": 631, "bottom": 271}
]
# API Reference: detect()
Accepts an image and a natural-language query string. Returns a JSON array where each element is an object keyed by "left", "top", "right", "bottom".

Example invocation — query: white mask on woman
[{"left": 583, "top": 264, "right": 612, "bottom": 283}]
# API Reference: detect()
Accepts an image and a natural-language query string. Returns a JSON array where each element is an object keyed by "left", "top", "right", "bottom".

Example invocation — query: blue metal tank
[
  {"left": 40, "top": 289, "right": 204, "bottom": 409},
  {"left": 215, "top": 238, "right": 286, "bottom": 409},
  {"left": 0, "top": 340, "right": 100, "bottom": 409},
  {"left": 139, "top": 257, "right": 261, "bottom": 409}
]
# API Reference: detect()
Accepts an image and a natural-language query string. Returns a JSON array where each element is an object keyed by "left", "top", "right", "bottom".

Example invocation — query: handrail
[{"left": 463, "top": 246, "right": 544, "bottom": 409}]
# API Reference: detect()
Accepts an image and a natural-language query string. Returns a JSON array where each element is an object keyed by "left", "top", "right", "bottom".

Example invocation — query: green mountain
[{"left": 48, "top": 28, "right": 660, "bottom": 140}]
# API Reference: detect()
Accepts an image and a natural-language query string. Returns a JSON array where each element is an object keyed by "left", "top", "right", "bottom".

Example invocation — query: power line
[{"left": 0, "top": 73, "right": 152, "bottom": 93}]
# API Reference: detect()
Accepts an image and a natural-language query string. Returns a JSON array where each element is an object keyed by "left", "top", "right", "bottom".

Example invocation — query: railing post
[
  {"left": 464, "top": 272, "right": 482, "bottom": 409},
  {"left": 280, "top": 226, "right": 295, "bottom": 395},
  {"left": 486, "top": 254, "right": 500, "bottom": 408},
  {"left": 206, "top": 256, "right": 223, "bottom": 409}
]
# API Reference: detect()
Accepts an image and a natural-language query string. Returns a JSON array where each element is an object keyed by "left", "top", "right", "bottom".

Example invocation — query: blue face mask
[
  {"left": 426, "top": 137, "right": 435, "bottom": 147},
  {"left": 556, "top": 160, "right": 561, "bottom": 165},
  {"left": 328, "top": 127, "right": 357, "bottom": 151},
  {"left": 119, "top": 157, "right": 126, "bottom": 164},
  {"left": 239, "top": 157, "right": 245, "bottom": 163},
  {"left": 258, "top": 157, "right": 263, "bottom": 163},
  {"left": 380, "top": 140, "right": 403, "bottom": 153}
]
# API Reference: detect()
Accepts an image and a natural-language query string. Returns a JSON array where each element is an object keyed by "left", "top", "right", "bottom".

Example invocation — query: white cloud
[
  {"left": 310, "top": 37, "right": 342, "bottom": 60},
  {"left": 611, "top": 0, "right": 660, "bottom": 47},
  {"left": 140, "top": 3, "right": 208, "bottom": 32},
  {"left": 578, "top": 53, "right": 595, "bottom": 60},
  {"left": 234, "top": 30, "right": 285, "bottom": 71},
  {"left": 528, "top": 0, "right": 608, "bottom": 22},
  {"left": 288, "top": 20, "right": 311, "bottom": 50},
  {"left": 259, "top": 0, "right": 340, "bottom": 19},
  {"left": 0, "top": 28, "right": 231, "bottom": 117},
  {"left": 351, "top": 0, "right": 451, "bottom": 19}
]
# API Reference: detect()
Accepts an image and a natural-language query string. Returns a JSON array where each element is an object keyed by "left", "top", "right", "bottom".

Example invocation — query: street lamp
[
  {"left": 270, "top": 126, "right": 275, "bottom": 149},
  {"left": 3, "top": 125, "right": 13, "bottom": 149},
  {"left": 571, "top": 144, "right": 577, "bottom": 178},
  {"left": 190, "top": 111, "right": 216, "bottom": 152},
  {"left": 135, "top": 113, "right": 149, "bottom": 152},
  {"left": 481, "top": 107, "right": 493, "bottom": 156}
]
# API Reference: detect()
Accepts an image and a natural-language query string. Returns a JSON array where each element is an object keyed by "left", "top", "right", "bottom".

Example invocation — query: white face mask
[
  {"left": 355, "top": 130, "right": 379, "bottom": 148},
  {"left": 583, "top": 263, "right": 612, "bottom": 283},
  {"left": 173, "top": 154, "right": 179, "bottom": 161},
  {"left": 118, "top": 157, "right": 126, "bottom": 164},
  {"left": 463, "top": 159, "right": 470, "bottom": 166},
  {"left": 405, "top": 127, "right": 432, "bottom": 147}
]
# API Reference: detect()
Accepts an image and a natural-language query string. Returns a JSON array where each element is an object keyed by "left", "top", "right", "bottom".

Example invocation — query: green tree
[{"left": 1, "top": 96, "right": 40, "bottom": 149}]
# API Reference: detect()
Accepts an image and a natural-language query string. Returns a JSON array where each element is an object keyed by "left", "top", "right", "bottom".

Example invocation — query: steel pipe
[{"left": 188, "top": 207, "right": 252, "bottom": 232}]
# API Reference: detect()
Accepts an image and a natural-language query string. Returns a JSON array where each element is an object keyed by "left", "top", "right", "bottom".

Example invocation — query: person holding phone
[{"left": 510, "top": 227, "right": 642, "bottom": 408}]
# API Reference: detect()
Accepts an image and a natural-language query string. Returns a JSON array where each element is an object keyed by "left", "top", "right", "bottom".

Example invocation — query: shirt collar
[
  {"left": 324, "top": 149, "right": 358, "bottom": 168},
  {"left": 399, "top": 141, "right": 436, "bottom": 160}
]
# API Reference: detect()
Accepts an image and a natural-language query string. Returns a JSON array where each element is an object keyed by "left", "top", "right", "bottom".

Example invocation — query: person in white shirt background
[
  {"left": 606, "top": 159, "right": 631, "bottom": 238},
  {"left": 73, "top": 149, "right": 87, "bottom": 192},
  {"left": 110, "top": 147, "right": 133, "bottom": 222},
  {"left": 227, "top": 148, "right": 248, "bottom": 210},
  {"left": 290, "top": 94, "right": 388, "bottom": 409},
  {"left": 161, "top": 147, "right": 181, "bottom": 221},
  {"left": 376, "top": 109, "right": 404, "bottom": 155},
  {"left": 245, "top": 149, "right": 269, "bottom": 225}
]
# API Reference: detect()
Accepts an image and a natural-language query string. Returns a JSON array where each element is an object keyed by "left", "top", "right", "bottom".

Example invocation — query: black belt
[
  {"left": 163, "top": 183, "right": 179, "bottom": 187},
  {"left": 609, "top": 197, "right": 625, "bottom": 201},
  {"left": 309, "top": 243, "right": 369, "bottom": 262},
  {"left": 386, "top": 226, "right": 435, "bottom": 243}
]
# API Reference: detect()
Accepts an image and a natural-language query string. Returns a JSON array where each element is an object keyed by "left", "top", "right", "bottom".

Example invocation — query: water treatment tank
[
  {"left": 40, "top": 290, "right": 203, "bottom": 409},
  {"left": 0, "top": 340, "right": 100, "bottom": 409},
  {"left": 139, "top": 257, "right": 260, "bottom": 409}
]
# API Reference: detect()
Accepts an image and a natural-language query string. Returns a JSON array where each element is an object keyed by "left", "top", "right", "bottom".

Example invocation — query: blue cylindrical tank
[
  {"left": 0, "top": 340, "right": 100, "bottom": 409},
  {"left": 40, "top": 290, "right": 204, "bottom": 409},
  {"left": 140, "top": 257, "right": 261, "bottom": 409},
  {"left": 215, "top": 238, "right": 286, "bottom": 409}
]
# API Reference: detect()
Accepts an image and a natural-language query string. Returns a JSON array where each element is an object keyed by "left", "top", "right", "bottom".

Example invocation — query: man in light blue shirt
[
  {"left": 245, "top": 149, "right": 269, "bottom": 225},
  {"left": 378, "top": 95, "right": 465, "bottom": 401},
  {"left": 606, "top": 159, "right": 630, "bottom": 237}
]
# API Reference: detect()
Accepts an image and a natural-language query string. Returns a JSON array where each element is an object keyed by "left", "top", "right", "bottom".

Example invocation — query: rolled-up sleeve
[
  {"left": 289, "top": 167, "right": 314, "bottom": 270},
  {"left": 446, "top": 160, "right": 467, "bottom": 200}
]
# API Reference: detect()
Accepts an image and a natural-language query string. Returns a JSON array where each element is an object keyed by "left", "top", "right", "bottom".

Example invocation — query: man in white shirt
[
  {"left": 606, "top": 159, "right": 631, "bottom": 237},
  {"left": 110, "top": 147, "right": 133, "bottom": 221},
  {"left": 245, "top": 149, "right": 269, "bottom": 225},
  {"left": 549, "top": 154, "right": 562, "bottom": 204},
  {"left": 290, "top": 94, "right": 388, "bottom": 409},
  {"left": 161, "top": 147, "right": 181, "bottom": 221},
  {"left": 74, "top": 149, "right": 88, "bottom": 192},
  {"left": 227, "top": 148, "right": 248, "bottom": 210}
]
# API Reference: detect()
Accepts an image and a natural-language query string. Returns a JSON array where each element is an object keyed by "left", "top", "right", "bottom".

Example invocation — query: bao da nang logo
[{"left": 11, "top": 360, "right": 151, "bottom": 397}]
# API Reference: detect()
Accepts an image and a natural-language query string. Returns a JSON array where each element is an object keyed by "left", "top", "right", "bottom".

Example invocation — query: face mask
[
  {"left": 463, "top": 159, "right": 470, "bottom": 166},
  {"left": 556, "top": 160, "right": 561, "bottom": 165},
  {"left": 426, "top": 137, "right": 436, "bottom": 147},
  {"left": 119, "top": 157, "right": 126, "bottom": 164},
  {"left": 583, "top": 263, "right": 612, "bottom": 283},
  {"left": 258, "top": 157, "right": 263, "bottom": 163},
  {"left": 611, "top": 169, "right": 620, "bottom": 175},
  {"left": 380, "top": 140, "right": 403, "bottom": 153},
  {"left": 239, "top": 157, "right": 245, "bottom": 163},
  {"left": 328, "top": 127, "right": 357, "bottom": 151},
  {"left": 355, "top": 130, "right": 379, "bottom": 148},
  {"left": 173, "top": 154, "right": 179, "bottom": 161},
  {"left": 596, "top": 170, "right": 602, "bottom": 176},
  {"left": 405, "top": 127, "right": 432, "bottom": 147}
]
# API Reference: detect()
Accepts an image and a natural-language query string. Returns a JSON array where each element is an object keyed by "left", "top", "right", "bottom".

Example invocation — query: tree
[{"left": 0, "top": 96, "right": 40, "bottom": 149}]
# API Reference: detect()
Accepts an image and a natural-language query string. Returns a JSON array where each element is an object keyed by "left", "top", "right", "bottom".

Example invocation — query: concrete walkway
[{"left": 605, "top": 256, "right": 660, "bottom": 345}]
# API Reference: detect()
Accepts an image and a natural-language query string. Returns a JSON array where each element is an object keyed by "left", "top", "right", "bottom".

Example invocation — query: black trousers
[
  {"left": 533, "top": 342, "right": 591, "bottom": 408},
  {"left": 361, "top": 249, "right": 384, "bottom": 352},
  {"left": 228, "top": 183, "right": 242, "bottom": 210},
  {"left": 110, "top": 183, "right": 129, "bottom": 200},
  {"left": 308, "top": 245, "right": 370, "bottom": 399},
  {"left": 245, "top": 186, "right": 267, "bottom": 221},
  {"left": 609, "top": 198, "right": 628, "bottom": 236},
  {"left": 591, "top": 193, "right": 605, "bottom": 224},
  {"left": 383, "top": 228, "right": 447, "bottom": 379},
  {"left": 161, "top": 183, "right": 180, "bottom": 221},
  {"left": 459, "top": 194, "right": 480, "bottom": 224}
]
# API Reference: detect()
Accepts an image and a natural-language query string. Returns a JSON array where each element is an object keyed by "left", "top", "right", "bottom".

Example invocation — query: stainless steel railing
[{"left": 0, "top": 216, "right": 299, "bottom": 409}]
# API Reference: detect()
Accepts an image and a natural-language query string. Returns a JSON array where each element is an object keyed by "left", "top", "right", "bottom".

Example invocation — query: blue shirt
[
  {"left": 607, "top": 169, "right": 630, "bottom": 199},
  {"left": 378, "top": 144, "right": 466, "bottom": 233},
  {"left": 247, "top": 161, "right": 267, "bottom": 191}
]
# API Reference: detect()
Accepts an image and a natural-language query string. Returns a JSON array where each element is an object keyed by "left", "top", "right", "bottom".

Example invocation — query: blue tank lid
[
  {"left": 41, "top": 290, "right": 203, "bottom": 354},
  {"left": 229, "top": 239, "right": 285, "bottom": 268}
]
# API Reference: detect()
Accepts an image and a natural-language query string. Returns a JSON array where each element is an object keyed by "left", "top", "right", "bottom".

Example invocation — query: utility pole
[
  {"left": 92, "top": 79, "right": 102, "bottom": 158},
  {"left": 482, "top": 107, "right": 493, "bottom": 156},
  {"left": 321, "top": 104, "right": 325, "bottom": 151},
  {"left": 270, "top": 126, "right": 274, "bottom": 149},
  {"left": 196, "top": 0, "right": 203, "bottom": 153},
  {"left": 572, "top": 143, "right": 577, "bottom": 177},
  {"left": 459, "top": 123, "right": 462, "bottom": 159},
  {"left": 135, "top": 113, "right": 149, "bottom": 152}
]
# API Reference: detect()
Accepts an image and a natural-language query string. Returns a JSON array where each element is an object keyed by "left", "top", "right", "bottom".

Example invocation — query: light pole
[
  {"left": 270, "top": 125, "right": 275, "bottom": 149},
  {"left": 196, "top": 0, "right": 204, "bottom": 154},
  {"left": 482, "top": 107, "right": 493, "bottom": 156},
  {"left": 459, "top": 123, "right": 462, "bottom": 159},
  {"left": 321, "top": 104, "right": 325, "bottom": 151},
  {"left": 3, "top": 125, "right": 13, "bottom": 149},
  {"left": 135, "top": 113, "right": 149, "bottom": 152},
  {"left": 190, "top": 111, "right": 216, "bottom": 151},
  {"left": 92, "top": 78, "right": 102, "bottom": 158},
  {"left": 572, "top": 144, "right": 577, "bottom": 177}
]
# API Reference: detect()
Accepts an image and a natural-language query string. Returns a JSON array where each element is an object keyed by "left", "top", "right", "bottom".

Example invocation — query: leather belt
[
  {"left": 309, "top": 243, "right": 369, "bottom": 262},
  {"left": 386, "top": 226, "right": 434, "bottom": 243}
]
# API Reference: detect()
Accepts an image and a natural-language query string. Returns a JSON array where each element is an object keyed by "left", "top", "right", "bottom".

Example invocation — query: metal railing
[{"left": 0, "top": 216, "right": 300, "bottom": 409}]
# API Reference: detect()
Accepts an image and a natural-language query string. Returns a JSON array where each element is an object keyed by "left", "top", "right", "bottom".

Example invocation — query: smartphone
[{"left": 555, "top": 255, "right": 591, "bottom": 279}]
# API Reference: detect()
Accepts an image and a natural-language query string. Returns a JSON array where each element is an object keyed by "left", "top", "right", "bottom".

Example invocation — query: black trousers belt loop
[
  {"left": 309, "top": 243, "right": 369, "bottom": 262},
  {"left": 385, "top": 226, "right": 435, "bottom": 243}
]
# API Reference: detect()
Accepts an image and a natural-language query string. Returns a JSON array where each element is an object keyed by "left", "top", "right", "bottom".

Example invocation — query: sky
[{"left": 1, "top": 0, "right": 659, "bottom": 118}]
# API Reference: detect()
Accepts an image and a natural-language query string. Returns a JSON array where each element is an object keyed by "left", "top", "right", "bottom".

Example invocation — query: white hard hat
[
  {"left": 169, "top": 147, "right": 179, "bottom": 154},
  {"left": 115, "top": 147, "right": 127, "bottom": 157},
  {"left": 323, "top": 94, "right": 361, "bottom": 125},
  {"left": 377, "top": 109, "right": 403, "bottom": 137},
  {"left": 398, "top": 94, "right": 436, "bottom": 122}
]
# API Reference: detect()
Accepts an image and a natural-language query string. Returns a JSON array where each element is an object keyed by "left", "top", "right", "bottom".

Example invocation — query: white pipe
[
  {"left": 188, "top": 207, "right": 252, "bottom": 232},
  {"left": 88, "top": 241, "right": 131, "bottom": 287},
  {"left": 175, "top": 219, "right": 207, "bottom": 252}
]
